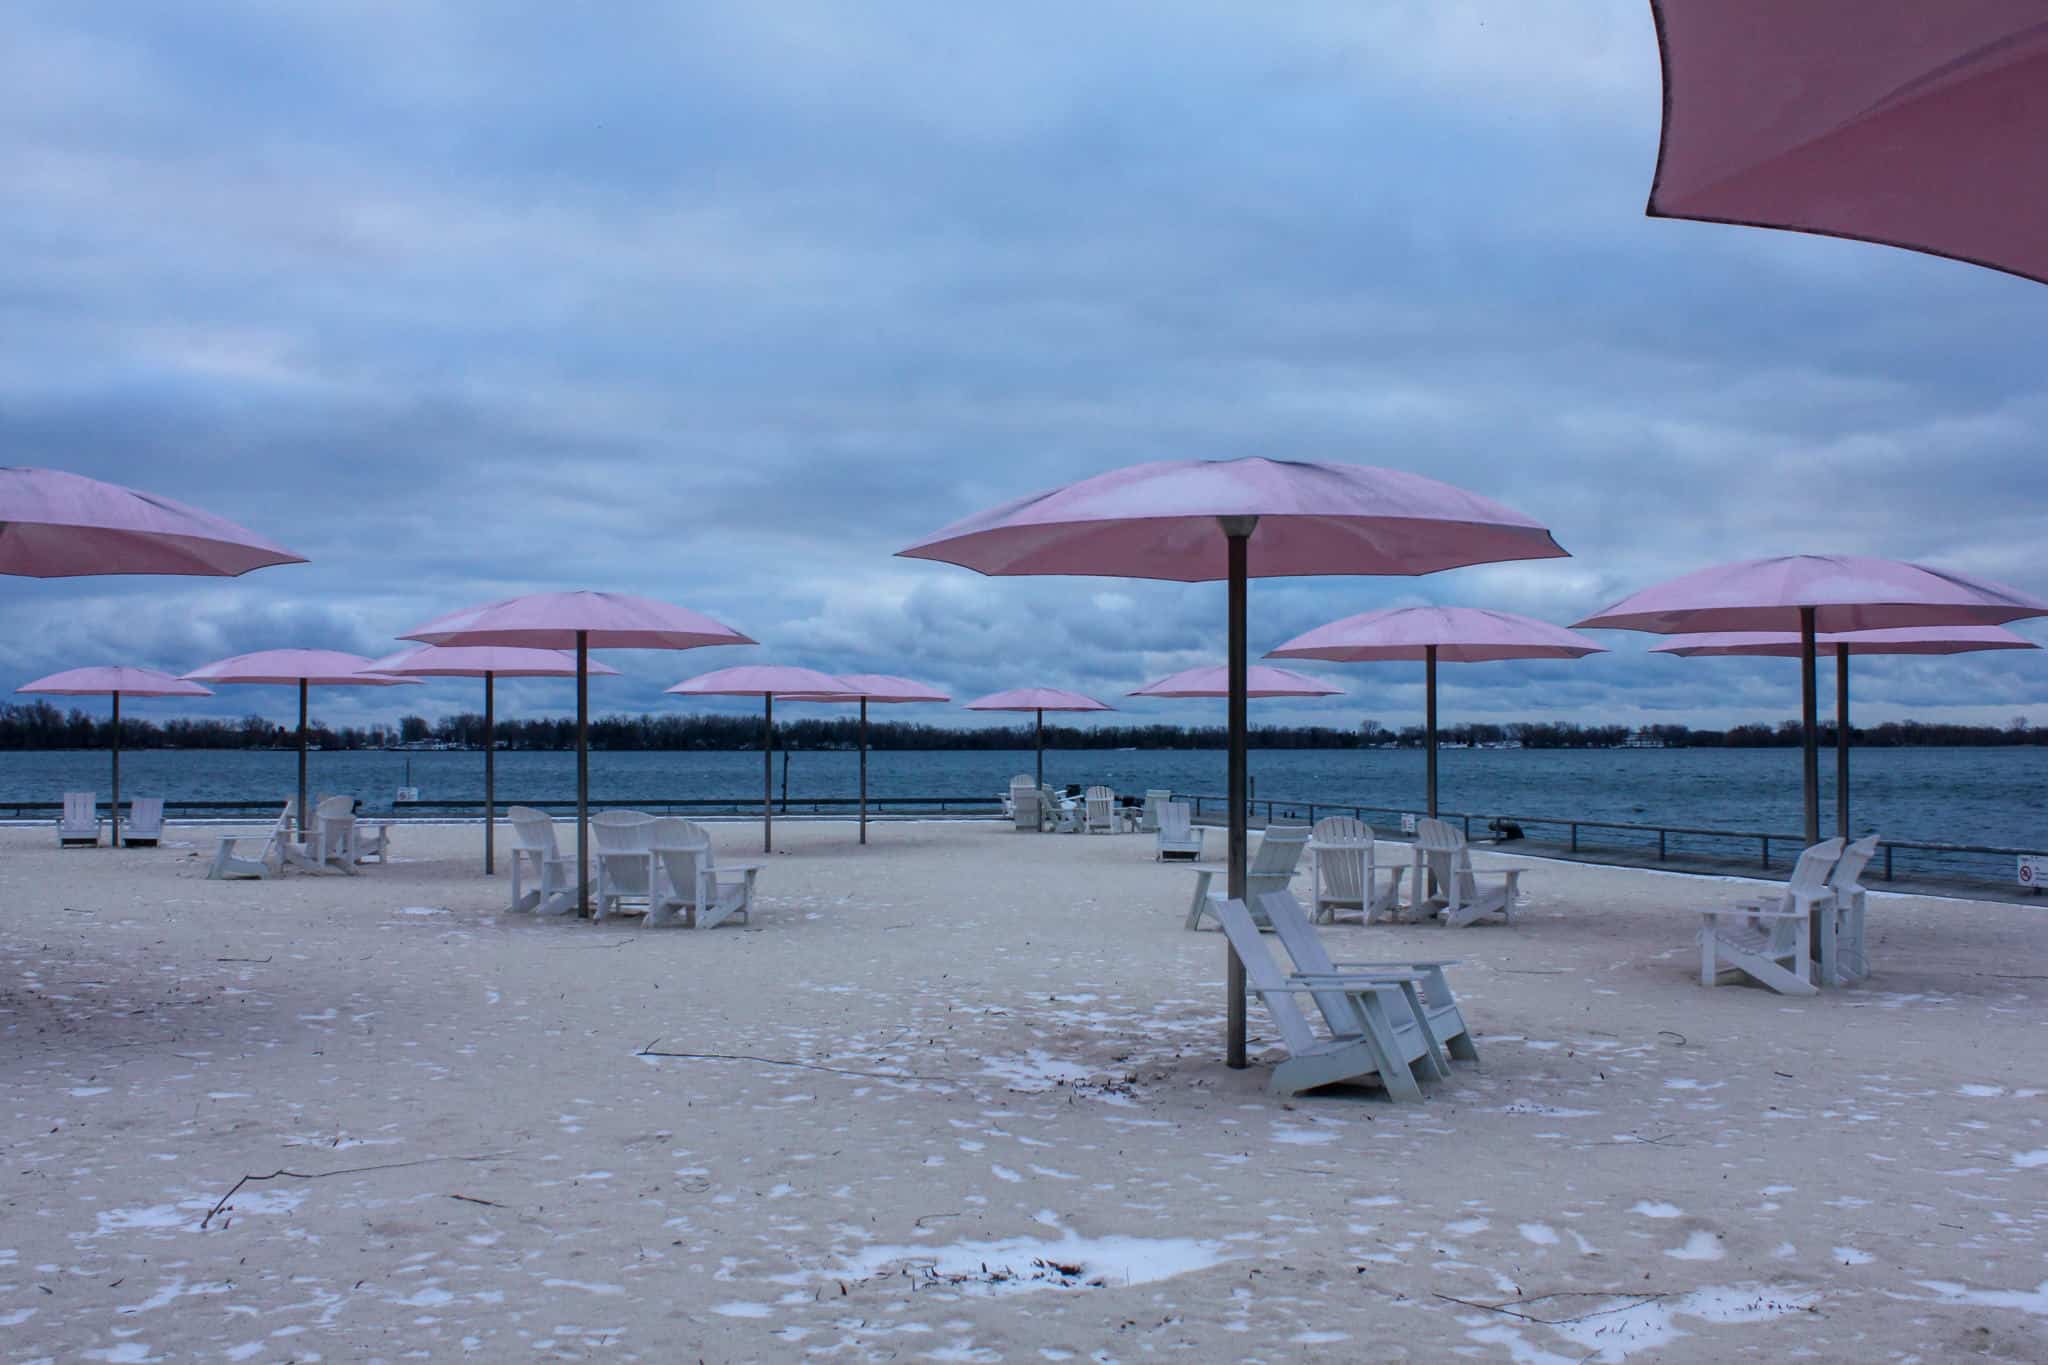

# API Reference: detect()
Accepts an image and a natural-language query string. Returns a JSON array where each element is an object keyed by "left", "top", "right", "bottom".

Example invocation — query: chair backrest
[
  {"left": 507, "top": 806, "right": 560, "bottom": 857},
  {"left": 652, "top": 818, "right": 714, "bottom": 894},
  {"left": 1314, "top": 815, "right": 1369, "bottom": 843},
  {"left": 63, "top": 792, "right": 94, "bottom": 823},
  {"left": 592, "top": 809, "right": 655, "bottom": 853},
  {"left": 1086, "top": 785, "right": 1113, "bottom": 810},
  {"left": 1010, "top": 774, "right": 1035, "bottom": 791},
  {"left": 128, "top": 797, "right": 164, "bottom": 829},
  {"left": 1159, "top": 800, "right": 1192, "bottom": 840},
  {"left": 1210, "top": 897, "right": 1321, "bottom": 1056},
  {"left": 1141, "top": 789, "right": 1170, "bottom": 831},
  {"left": 1829, "top": 834, "right": 1879, "bottom": 893},
  {"left": 1311, "top": 817, "right": 1372, "bottom": 899},
  {"left": 1783, "top": 838, "right": 1847, "bottom": 903},
  {"left": 1250, "top": 825, "right": 1311, "bottom": 880},
  {"left": 1261, "top": 888, "right": 1337, "bottom": 976},
  {"left": 315, "top": 794, "right": 354, "bottom": 825}
]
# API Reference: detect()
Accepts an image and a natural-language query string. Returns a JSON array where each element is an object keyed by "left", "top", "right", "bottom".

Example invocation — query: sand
[{"left": 1, "top": 817, "right": 2043, "bottom": 1363}]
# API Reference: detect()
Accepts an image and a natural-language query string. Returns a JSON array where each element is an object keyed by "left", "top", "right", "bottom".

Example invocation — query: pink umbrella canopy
[
  {"left": 0, "top": 467, "right": 305, "bottom": 578},
  {"left": 1130, "top": 664, "right": 1341, "bottom": 698},
  {"left": 1648, "top": 0, "right": 2048, "bottom": 284},
  {"left": 773, "top": 674, "right": 952, "bottom": 846},
  {"left": 19, "top": 666, "right": 214, "bottom": 845},
  {"left": 962, "top": 687, "right": 1113, "bottom": 713},
  {"left": 1575, "top": 556, "right": 2048, "bottom": 635}
]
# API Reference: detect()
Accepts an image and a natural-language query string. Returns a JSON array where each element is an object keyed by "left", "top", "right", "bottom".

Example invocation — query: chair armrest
[
  {"left": 1287, "top": 969, "right": 1428, "bottom": 985},
  {"left": 1183, "top": 862, "right": 1226, "bottom": 875},
  {"left": 1327, "top": 959, "right": 1461, "bottom": 971},
  {"left": 718, "top": 860, "right": 766, "bottom": 873},
  {"left": 1703, "top": 905, "right": 1806, "bottom": 921}
]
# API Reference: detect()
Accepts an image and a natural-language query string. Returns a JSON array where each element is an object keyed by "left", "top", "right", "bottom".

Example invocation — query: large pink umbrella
[
  {"left": 365, "top": 646, "right": 622, "bottom": 875},
  {"left": 961, "top": 687, "right": 1114, "bottom": 790},
  {"left": 667, "top": 665, "right": 858, "bottom": 853},
  {"left": 1576, "top": 555, "right": 2048, "bottom": 841},
  {"left": 1268, "top": 606, "right": 1605, "bottom": 817},
  {"left": 17, "top": 666, "right": 213, "bottom": 845},
  {"left": 1653, "top": 625, "right": 2040, "bottom": 837},
  {"left": 1648, "top": 1, "right": 2048, "bottom": 285},
  {"left": 1129, "top": 664, "right": 1342, "bottom": 699},
  {"left": 183, "top": 650, "right": 420, "bottom": 833},
  {"left": 401, "top": 592, "right": 753, "bottom": 914},
  {"left": 903, "top": 457, "right": 1565, "bottom": 1069},
  {"left": 0, "top": 468, "right": 305, "bottom": 577},
  {"left": 779, "top": 674, "right": 951, "bottom": 846}
]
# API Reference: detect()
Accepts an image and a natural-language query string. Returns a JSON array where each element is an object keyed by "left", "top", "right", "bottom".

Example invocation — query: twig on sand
[
  {"left": 201, "top": 1154, "right": 507, "bottom": 1228},
  {"left": 1497, "top": 968, "right": 1567, "bottom": 975},
  {"left": 637, "top": 1040, "right": 951, "bottom": 1084},
  {"left": 448, "top": 1193, "right": 506, "bottom": 1208},
  {"left": 215, "top": 956, "right": 272, "bottom": 964},
  {"left": 1432, "top": 1289, "right": 1674, "bottom": 1325}
]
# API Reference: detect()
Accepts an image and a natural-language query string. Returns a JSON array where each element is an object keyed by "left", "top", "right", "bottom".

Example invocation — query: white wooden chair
[
  {"left": 1261, "top": 888, "right": 1477, "bottom": 1063},
  {"left": 1308, "top": 816, "right": 1406, "bottom": 924},
  {"left": 1823, "top": 834, "right": 1879, "bottom": 986},
  {"left": 1084, "top": 785, "right": 1117, "bottom": 834},
  {"left": 1412, "top": 818, "right": 1524, "bottom": 927},
  {"left": 59, "top": 792, "right": 99, "bottom": 847},
  {"left": 1008, "top": 776, "right": 1042, "bottom": 831},
  {"left": 1699, "top": 837, "right": 1842, "bottom": 996},
  {"left": 592, "top": 810, "right": 658, "bottom": 920},
  {"left": 1211, "top": 896, "right": 1438, "bottom": 1100},
  {"left": 348, "top": 818, "right": 391, "bottom": 864},
  {"left": 507, "top": 806, "right": 578, "bottom": 915},
  {"left": 1156, "top": 800, "right": 1205, "bottom": 861},
  {"left": 123, "top": 797, "right": 165, "bottom": 848},
  {"left": 648, "top": 818, "right": 763, "bottom": 929},
  {"left": 1140, "top": 789, "right": 1171, "bottom": 834},
  {"left": 207, "top": 803, "right": 294, "bottom": 880},
  {"left": 1185, "top": 825, "right": 1309, "bottom": 930},
  {"left": 299, "top": 795, "right": 360, "bottom": 875}
]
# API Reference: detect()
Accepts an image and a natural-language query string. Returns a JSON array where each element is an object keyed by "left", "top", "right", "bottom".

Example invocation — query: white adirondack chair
[
  {"left": 207, "top": 803, "right": 294, "bottom": 880},
  {"left": 1010, "top": 776, "right": 1044, "bottom": 831},
  {"left": 1140, "top": 789, "right": 1171, "bottom": 834},
  {"left": 648, "top": 818, "right": 763, "bottom": 928},
  {"left": 1823, "top": 834, "right": 1879, "bottom": 986},
  {"left": 1210, "top": 896, "right": 1438, "bottom": 1100},
  {"left": 507, "top": 806, "right": 578, "bottom": 915},
  {"left": 295, "top": 795, "right": 360, "bottom": 875},
  {"left": 1699, "top": 837, "right": 1842, "bottom": 996},
  {"left": 1084, "top": 786, "right": 1117, "bottom": 834},
  {"left": 592, "top": 810, "right": 658, "bottom": 920},
  {"left": 1156, "top": 800, "right": 1205, "bottom": 861},
  {"left": 1185, "top": 825, "right": 1309, "bottom": 930},
  {"left": 1261, "top": 888, "right": 1477, "bottom": 1063},
  {"left": 1308, "top": 816, "right": 1406, "bottom": 924},
  {"left": 1413, "top": 818, "right": 1524, "bottom": 927},
  {"left": 58, "top": 792, "right": 99, "bottom": 847},
  {"left": 123, "top": 797, "right": 165, "bottom": 848},
  {"left": 349, "top": 818, "right": 391, "bottom": 864}
]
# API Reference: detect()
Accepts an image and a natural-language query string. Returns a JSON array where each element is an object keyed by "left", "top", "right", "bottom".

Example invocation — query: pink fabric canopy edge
[
  {"left": 367, "top": 645, "right": 621, "bottom": 678},
  {"left": 1130, "top": 664, "right": 1341, "bottom": 698},
  {"left": 1575, "top": 555, "right": 2048, "bottom": 635},
  {"left": 783, "top": 673, "right": 950, "bottom": 704},
  {"left": 666, "top": 665, "right": 856, "bottom": 698},
  {"left": 1268, "top": 606, "right": 1606, "bottom": 663},
  {"left": 899, "top": 457, "right": 1567, "bottom": 582},
  {"left": 1652, "top": 625, "right": 2040, "bottom": 658},
  {"left": 184, "top": 650, "right": 421, "bottom": 687},
  {"left": 19, "top": 666, "right": 213, "bottom": 697},
  {"left": 0, "top": 467, "right": 306, "bottom": 578},
  {"left": 961, "top": 687, "right": 1113, "bottom": 713},
  {"left": 401, "top": 591, "right": 754, "bottom": 652}
]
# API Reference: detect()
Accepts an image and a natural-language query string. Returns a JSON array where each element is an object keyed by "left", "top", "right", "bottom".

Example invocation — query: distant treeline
[{"left": 0, "top": 700, "right": 2041, "bottom": 752}]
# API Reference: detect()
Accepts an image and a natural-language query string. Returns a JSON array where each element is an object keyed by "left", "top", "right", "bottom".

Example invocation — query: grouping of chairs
[
  {"left": 1698, "top": 834, "right": 1877, "bottom": 994},
  {"left": 1002, "top": 777, "right": 1158, "bottom": 835},
  {"left": 506, "top": 806, "right": 761, "bottom": 927},
  {"left": 207, "top": 795, "right": 393, "bottom": 879},
  {"left": 57, "top": 792, "right": 165, "bottom": 848}
]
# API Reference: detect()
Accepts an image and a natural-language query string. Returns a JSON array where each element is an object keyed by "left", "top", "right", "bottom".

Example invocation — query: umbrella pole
[
  {"left": 110, "top": 691, "right": 121, "bottom": 848},
  {"left": 484, "top": 671, "right": 496, "bottom": 875},
  {"left": 1425, "top": 645, "right": 1439, "bottom": 818},
  {"left": 1223, "top": 515, "right": 1256, "bottom": 1070},
  {"left": 763, "top": 694, "right": 774, "bottom": 854},
  {"left": 577, "top": 632, "right": 590, "bottom": 917},
  {"left": 1836, "top": 644, "right": 1850, "bottom": 838},
  {"left": 298, "top": 679, "right": 309, "bottom": 838},
  {"left": 859, "top": 698, "right": 869, "bottom": 846},
  {"left": 1800, "top": 607, "right": 1819, "bottom": 845},
  {"left": 1035, "top": 709, "right": 1044, "bottom": 788}
]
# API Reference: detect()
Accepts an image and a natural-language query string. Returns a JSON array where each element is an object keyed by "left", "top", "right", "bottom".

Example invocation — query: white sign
[
  {"left": 2020, "top": 854, "right": 2042, "bottom": 889},
  {"left": 1401, "top": 812, "right": 1418, "bottom": 834},
  {"left": 395, "top": 787, "right": 421, "bottom": 804}
]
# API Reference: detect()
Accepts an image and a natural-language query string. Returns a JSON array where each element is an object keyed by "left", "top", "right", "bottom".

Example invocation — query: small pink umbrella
[
  {"left": 1648, "top": 0, "right": 2048, "bottom": 285},
  {"left": 961, "top": 687, "right": 1114, "bottom": 789},
  {"left": 1576, "top": 555, "right": 2048, "bottom": 841},
  {"left": 1652, "top": 625, "right": 2040, "bottom": 836},
  {"left": 904, "top": 457, "right": 1565, "bottom": 1070},
  {"left": 183, "top": 650, "right": 420, "bottom": 834},
  {"left": 1268, "top": 607, "right": 1605, "bottom": 816},
  {"left": 666, "top": 665, "right": 859, "bottom": 853},
  {"left": 17, "top": 666, "right": 213, "bottom": 845},
  {"left": 0, "top": 468, "right": 305, "bottom": 578},
  {"left": 401, "top": 592, "right": 753, "bottom": 913},
  {"left": 1129, "top": 664, "right": 1342, "bottom": 699},
  {"left": 778, "top": 674, "right": 951, "bottom": 846},
  {"left": 366, "top": 646, "right": 622, "bottom": 874}
]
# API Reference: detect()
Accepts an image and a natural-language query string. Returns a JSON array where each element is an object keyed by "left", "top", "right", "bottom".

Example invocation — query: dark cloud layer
[{"left": 2, "top": 2, "right": 2043, "bottom": 733}]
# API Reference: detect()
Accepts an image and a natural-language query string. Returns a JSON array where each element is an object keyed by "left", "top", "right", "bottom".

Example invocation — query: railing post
[
  {"left": 1658, "top": 829, "right": 1666, "bottom": 861},
  {"left": 1884, "top": 844, "right": 1893, "bottom": 881},
  {"left": 1463, "top": 814, "right": 1472, "bottom": 840},
  {"left": 1570, "top": 822, "right": 1578, "bottom": 853},
  {"left": 1761, "top": 836, "right": 1769, "bottom": 869}
]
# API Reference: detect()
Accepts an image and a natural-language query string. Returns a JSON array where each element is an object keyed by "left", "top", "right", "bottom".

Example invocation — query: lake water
[{"left": 8, "top": 745, "right": 2045, "bottom": 852}]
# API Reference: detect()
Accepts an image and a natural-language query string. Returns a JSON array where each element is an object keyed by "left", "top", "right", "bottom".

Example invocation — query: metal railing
[{"left": 0, "top": 794, "right": 1006, "bottom": 822}]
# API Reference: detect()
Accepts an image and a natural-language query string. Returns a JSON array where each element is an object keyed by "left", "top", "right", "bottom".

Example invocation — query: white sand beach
[{"left": 2, "top": 819, "right": 2043, "bottom": 1362}]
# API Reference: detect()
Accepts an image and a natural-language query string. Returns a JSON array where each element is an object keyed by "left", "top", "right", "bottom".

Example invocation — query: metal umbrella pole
[
  {"left": 1799, "top": 606, "right": 1819, "bottom": 845},
  {"left": 858, "top": 698, "right": 869, "bottom": 846},
  {"left": 1424, "top": 644, "right": 1439, "bottom": 818},
  {"left": 296, "top": 679, "right": 309, "bottom": 837},
  {"left": 483, "top": 670, "right": 496, "bottom": 874},
  {"left": 1836, "top": 643, "right": 1851, "bottom": 838},
  {"left": 1222, "top": 515, "right": 1256, "bottom": 1070},
  {"left": 576, "top": 631, "right": 590, "bottom": 916},
  {"left": 763, "top": 693, "right": 774, "bottom": 854},
  {"left": 109, "top": 691, "right": 122, "bottom": 848}
]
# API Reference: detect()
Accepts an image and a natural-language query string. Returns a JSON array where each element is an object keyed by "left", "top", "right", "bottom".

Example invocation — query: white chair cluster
[
  {"left": 206, "top": 796, "right": 394, "bottom": 879},
  {"left": 57, "top": 793, "right": 167, "bottom": 849},
  {"left": 1183, "top": 825, "right": 1309, "bottom": 930},
  {"left": 1698, "top": 834, "right": 1876, "bottom": 994},
  {"left": 509, "top": 807, "right": 761, "bottom": 927}
]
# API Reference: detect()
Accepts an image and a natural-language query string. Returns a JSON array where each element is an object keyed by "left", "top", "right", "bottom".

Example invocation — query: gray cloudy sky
[{"left": 4, "top": 2, "right": 2044, "bottom": 735}]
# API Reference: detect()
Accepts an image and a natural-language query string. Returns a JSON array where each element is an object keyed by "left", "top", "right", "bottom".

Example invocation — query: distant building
[{"left": 1622, "top": 729, "right": 1666, "bottom": 749}]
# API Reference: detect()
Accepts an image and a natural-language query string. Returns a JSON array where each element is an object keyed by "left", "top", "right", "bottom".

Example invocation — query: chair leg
[{"left": 1185, "top": 872, "right": 1215, "bottom": 930}]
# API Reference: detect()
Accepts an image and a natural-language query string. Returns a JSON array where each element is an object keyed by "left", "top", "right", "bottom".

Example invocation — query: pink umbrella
[
  {"left": 1269, "top": 607, "right": 1605, "bottom": 816},
  {"left": 666, "top": 665, "right": 858, "bottom": 853},
  {"left": 1648, "top": 1, "right": 2048, "bottom": 284},
  {"left": 904, "top": 457, "right": 1565, "bottom": 1070},
  {"left": 778, "top": 674, "right": 951, "bottom": 846},
  {"left": 1129, "top": 664, "right": 1342, "bottom": 699},
  {"left": 1577, "top": 555, "right": 2048, "bottom": 841},
  {"left": 366, "top": 646, "right": 622, "bottom": 875},
  {"left": 1653, "top": 625, "right": 2039, "bottom": 837},
  {"left": 17, "top": 666, "right": 213, "bottom": 845},
  {"left": 0, "top": 468, "right": 304, "bottom": 577},
  {"left": 184, "top": 650, "right": 420, "bottom": 834},
  {"left": 401, "top": 592, "right": 753, "bottom": 913},
  {"left": 961, "top": 687, "right": 1114, "bottom": 790}
]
